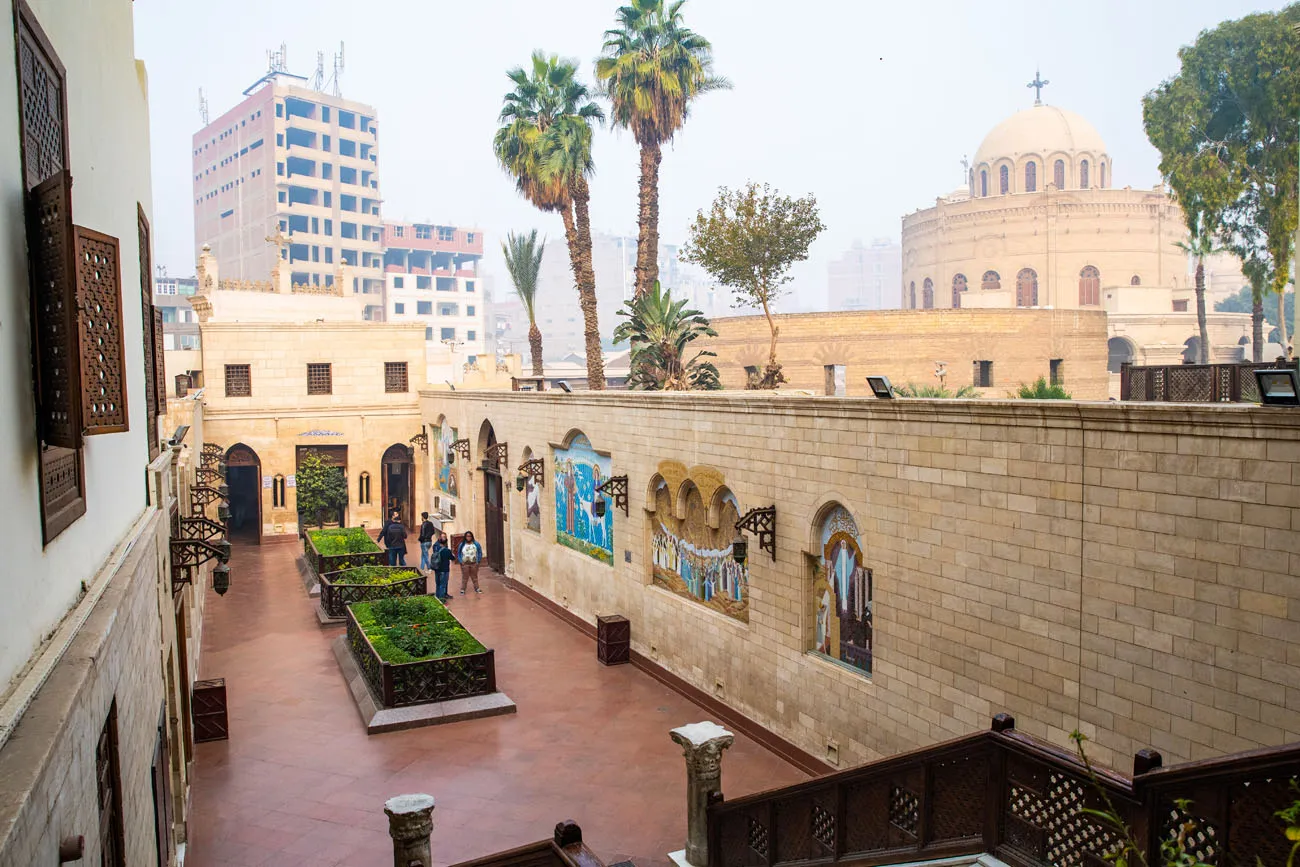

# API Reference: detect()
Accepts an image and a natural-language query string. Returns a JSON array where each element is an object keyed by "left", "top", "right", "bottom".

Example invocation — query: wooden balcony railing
[
  {"left": 451, "top": 821, "right": 608, "bottom": 867},
  {"left": 1120, "top": 361, "right": 1298, "bottom": 402},
  {"left": 707, "top": 715, "right": 1300, "bottom": 867}
]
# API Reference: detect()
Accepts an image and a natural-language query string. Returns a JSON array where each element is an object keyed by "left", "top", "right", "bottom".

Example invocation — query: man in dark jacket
[
  {"left": 429, "top": 531, "right": 456, "bottom": 602},
  {"left": 418, "top": 512, "right": 436, "bottom": 570},
  {"left": 379, "top": 510, "right": 408, "bottom": 566}
]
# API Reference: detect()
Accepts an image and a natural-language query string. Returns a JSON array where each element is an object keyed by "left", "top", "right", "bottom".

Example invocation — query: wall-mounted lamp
[
  {"left": 168, "top": 425, "right": 191, "bottom": 447},
  {"left": 410, "top": 427, "right": 429, "bottom": 454},
  {"left": 217, "top": 501, "right": 231, "bottom": 524},
  {"left": 445, "top": 380, "right": 457, "bottom": 392},
  {"left": 731, "top": 535, "right": 748, "bottom": 566},
  {"left": 1255, "top": 369, "right": 1300, "bottom": 406},
  {"left": 212, "top": 563, "right": 232, "bottom": 596},
  {"left": 866, "top": 376, "right": 896, "bottom": 399},
  {"left": 516, "top": 475, "right": 527, "bottom": 492},
  {"left": 447, "top": 438, "right": 471, "bottom": 465},
  {"left": 196, "top": 465, "right": 226, "bottom": 487},
  {"left": 517, "top": 458, "right": 545, "bottom": 492},
  {"left": 170, "top": 537, "right": 232, "bottom": 597},
  {"left": 734, "top": 506, "right": 777, "bottom": 562},
  {"left": 190, "top": 484, "right": 229, "bottom": 516},
  {"left": 594, "top": 475, "right": 629, "bottom": 516},
  {"left": 556, "top": 380, "right": 572, "bottom": 393},
  {"left": 199, "top": 442, "right": 224, "bottom": 469}
]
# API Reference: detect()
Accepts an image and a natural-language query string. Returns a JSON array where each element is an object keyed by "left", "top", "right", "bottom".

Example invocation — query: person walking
[
  {"left": 379, "top": 510, "right": 408, "bottom": 566},
  {"left": 418, "top": 512, "right": 436, "bottom": 570},
  {"left": 458, "top": 531, "right": 484, "bottom": 595},
  {"left": 430, "top": 531, "right": 455, "bottom": 603}
]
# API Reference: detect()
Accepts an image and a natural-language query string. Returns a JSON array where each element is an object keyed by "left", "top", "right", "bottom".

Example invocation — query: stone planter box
[
  {"left": 320, "top": 568, "right": 427, "bottom": 619},
  {"left": 303, "top": 528, "right": 385, "bottom": 578},
  {"left": 345, "top": 605, "right": 497, "bottom": 709}
]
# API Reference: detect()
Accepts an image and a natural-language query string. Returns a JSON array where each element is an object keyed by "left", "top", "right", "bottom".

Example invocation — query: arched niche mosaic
[
  {"left": 810, "top": 504, "right": 873, "bottom": 675},
  {"left": 433, "top": 416, "right": 458, "bottom": 499},
  {"left": 553, "top": 431, "right": 613, "bottom": 564},
  {"left": 650, "top": 474, "right": 749, "bottom": 623},
  {"left": 522, "top": 446, "right": 540, "bottom": 533}
]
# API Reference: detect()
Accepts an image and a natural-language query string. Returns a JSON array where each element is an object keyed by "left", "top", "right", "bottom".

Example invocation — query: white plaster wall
[{"left": 0, "top": 0, "right": 155, "bottom": 693}]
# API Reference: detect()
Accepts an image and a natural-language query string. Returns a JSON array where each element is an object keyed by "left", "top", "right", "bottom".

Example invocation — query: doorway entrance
[
  {"left": 295, "top": 445, "right": 348, "bottom": 527},
  {"left": 381, "top": 443, "right": 415, "bottom": 529},
  {"left": 224, "top": 444, "right": 261, "bottom": 543},
  {"left": 479, "top": 421, "right": 505, "bottom": 572}
]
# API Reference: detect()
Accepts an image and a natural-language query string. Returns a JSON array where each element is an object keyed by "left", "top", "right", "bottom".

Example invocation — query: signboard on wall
[
  {"left": 262, "top": 476, "right": 272, "bottom": 488},
  {"left": 286, "top": 475, "right": 296, "bottom": 488}
]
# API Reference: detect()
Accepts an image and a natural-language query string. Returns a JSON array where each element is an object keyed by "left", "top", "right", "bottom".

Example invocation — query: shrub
[
  {"left": 309, "top": 527, "right": 381, "bottom": 556},
  {"left": 332, "top": 566, "right": 421, "bottom": 586},
  {"left": 895, "top": 382, "right": 978, "bottom": 398},
  {"left": 351, "top": 596, "right": 485, "bottom": 664},
  {"left": 1015, "top": 376, "right": 1072, "bottom": 399}
]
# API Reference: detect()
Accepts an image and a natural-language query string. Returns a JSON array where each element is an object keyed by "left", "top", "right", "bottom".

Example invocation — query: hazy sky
[{"left": 133, "top": 0, "right": 1286, "bottom": 309}]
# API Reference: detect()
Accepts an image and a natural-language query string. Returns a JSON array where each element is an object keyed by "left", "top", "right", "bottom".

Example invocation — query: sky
[{"left": 133, "top": 0, "right": 1288, "bottom": 311}]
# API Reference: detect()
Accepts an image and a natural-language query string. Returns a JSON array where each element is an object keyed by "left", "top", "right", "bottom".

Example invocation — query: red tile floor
[{"left": 187, "top": 540, "right": 807, "bottom": 867}]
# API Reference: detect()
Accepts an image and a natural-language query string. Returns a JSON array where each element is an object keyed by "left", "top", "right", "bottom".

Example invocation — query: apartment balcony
[{"left": 383, "top": 226, "right": 484, "bottom": 256}]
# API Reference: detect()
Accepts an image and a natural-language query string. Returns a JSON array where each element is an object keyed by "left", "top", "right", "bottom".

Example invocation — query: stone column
[
  {"left": 384, "top": 794, "right": 436, "bottom": 867},
  {"left": 671, "top": 722, "right": 735, "bottom": 867}
]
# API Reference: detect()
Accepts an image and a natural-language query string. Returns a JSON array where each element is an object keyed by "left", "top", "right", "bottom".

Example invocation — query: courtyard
[{"left": 186, "top": 538, "right": 807, "bottom": 867}]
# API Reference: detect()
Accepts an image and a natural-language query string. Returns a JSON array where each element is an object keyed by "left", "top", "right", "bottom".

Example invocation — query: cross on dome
[{"left": 1026, "top": 68, "right": 1050, "bottom": 105}]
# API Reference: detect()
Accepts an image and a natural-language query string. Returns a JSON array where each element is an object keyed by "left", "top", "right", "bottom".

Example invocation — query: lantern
[
  {"left": 731, "top": 536, "right": 748, "bottom": 566},
  {"left": 217, "top": 501, "right": 231, "bottom": 523},
  {"left": 446, "top": 448, "right": 455, "bottom": 465},
  {"left": 212, "top": 563, "right": 232, "bottom": 596},
  {"left": 516, "top": 474, "right": 527, "bottom": 492},
  {"left": 592, "top": 497, "right": 607, "bottom": 519}
]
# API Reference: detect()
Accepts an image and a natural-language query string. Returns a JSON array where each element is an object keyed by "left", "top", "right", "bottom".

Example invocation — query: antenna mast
[
  {"left": 268, "top": 42, "right": 288, "bottom": 74},
  {"left": 198, "top": 88, "right": 209, "bottom": 125},
  {"left": 311, "top": 51, "right": 325, "bottom": 90},
  {"left": 328, "top": 42, "right": 345, "bottom": 97}
]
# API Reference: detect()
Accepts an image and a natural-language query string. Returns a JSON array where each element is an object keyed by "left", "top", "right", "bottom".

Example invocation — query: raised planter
[
  {"left": 320, "top": 566, "right": 427, "bottom": 619},
  {"left": 345, "top": 598, "right": 496, "bottom": 709},
  {"left": 303, "top": 527, "right": 385, "bottom": 578}
]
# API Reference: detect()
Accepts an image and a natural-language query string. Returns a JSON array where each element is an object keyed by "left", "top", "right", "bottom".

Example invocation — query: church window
[
  {"left": 359, "top": 471, "right": 371, "bottom": 505},
  {"left": 908, "top": 281, "right": 916, "bottom": 309},
  {"left": 1131, "top": 275, "right": 1141, "bottom": 286},
  {"left": 1100, "top": 162, "right": 1107, "bottom": 188},
  {"left": 952, "top": 274, "right": 967, "bottom": 308},
  {"left": 973, "top": 360, "right": 994, "bottom": 388},
  {"left": 980, "top": 170, "right": 988, "bottom": 197},
  {"left": 922, "top": 278, "right": 934, "bottom": 309},
  {"left": 1080, "top": 160, "right": 1090, "bottom": 188},
  {"left": 272, "top": 474, "right": 286, "bottom": 508},
  {"left": 1054, "top": 160, "right": 1065, "bottom": 189},
  {"left": 999, "top": 165, "right": 1009, "bottom": 194},
  {"left": 1025, "top": 162, "right": 1037, "bottom": 193},
  {"left": 981, "top": 270, "right": 1000, "bottom": 292},
  {"left": 1079, "top": 266, "right": 1101, "bottom": 306},
  {"left": 809, "top": 504, "right": 872, "bottom": 675},
  {"left": 1016, "top": 268, "right": 1039, "bottom": 307}
]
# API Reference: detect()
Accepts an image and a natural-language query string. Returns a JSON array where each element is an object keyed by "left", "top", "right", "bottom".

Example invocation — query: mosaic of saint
[
  {"left": 813, "top": 505, "right": 873, "bottom": 674},
  {"left": 434, "top": 423, "right": 458, "bottom": 498},
  {"left": 651, "top": 480, "right": 749, "bottom": 622},
  {"left": 554, "top": 434, "right": 613, "bottom": 564},
  {"left": 524, "top": 458, "right": 541, "bottom": 533}
]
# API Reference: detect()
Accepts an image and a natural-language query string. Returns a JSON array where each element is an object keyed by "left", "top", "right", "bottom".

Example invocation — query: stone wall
[
  {"left": 698, "top": 308, "right": 1110, "bottom": 400},
  {"left": 422, "top": 389, "right": 1300, "bottom": 771}
]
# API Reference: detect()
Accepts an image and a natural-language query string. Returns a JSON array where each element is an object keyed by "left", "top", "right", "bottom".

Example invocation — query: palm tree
[
  {"left": 613, "top": 281, "right": 719, "bottom": 390},
  {"left": 596, "top": 0, "right": 729, "bottom": 298},
  {"left": 502, "top": 230, "right": 545, "bottom": 376},
  {"left": 1177, "top": 222, "right": 1217, "bottom": 365},
  {"left": 494, "top": 52, "right": 606, "bottom": 389}
]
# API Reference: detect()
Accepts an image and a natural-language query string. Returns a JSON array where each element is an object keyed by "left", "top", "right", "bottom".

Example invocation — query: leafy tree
[
  {"left": 613, "top": 280, "right": 720, "bottom": 390},
  {"left": 296, "top": 451, "right": 348, "bottom": 529},
  {"left": 502, "top": 230, "right": 546, "bottom": 375},
  {"left": 894, "top": 383, "right": 978, "bottom": 399},
  {"left": 1143, "top": 5, "right": 1300, "bottom": 359},
  {"left": 1015, "top": 377, "right": 1072, "bottom": 400},
  {"left": 681, "top": 183, "right": 825, "bottom": 389},
  {"left": 494, "top": 52, "right": 606, "bottom": 389},
  {"left": 596, "top": 0, "right": 729, "bottom": 297},
  {"left": 1216, "top": 285, "right": 1295, "bottom": 348}
]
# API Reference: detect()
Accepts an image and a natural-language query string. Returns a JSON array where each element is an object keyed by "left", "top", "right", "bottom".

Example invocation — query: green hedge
[
  {"left": 333, "top": 566, "right": 421, "bottom": 586},
  {"left": 308, "top": 527, "right": 382, "bottom": 556},
  {"left": 351, "top": 597, "right": 485, "bottom": 664}
]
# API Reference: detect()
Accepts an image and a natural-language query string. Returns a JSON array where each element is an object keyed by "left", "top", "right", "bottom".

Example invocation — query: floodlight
[
  {"left": 866, "top": 376, "right": 896, "bottom": 399},
  {"left": 1254, "top": 369, "right": 1300, "bottom": 406}
]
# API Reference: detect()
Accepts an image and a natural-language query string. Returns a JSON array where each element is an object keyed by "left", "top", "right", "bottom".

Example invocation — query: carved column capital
[
  {"left": 385, "top": 794, "right": 436, "bottom": 867},
  {"left": 671, "top": 722, "right": 735, "bottom": 867}
]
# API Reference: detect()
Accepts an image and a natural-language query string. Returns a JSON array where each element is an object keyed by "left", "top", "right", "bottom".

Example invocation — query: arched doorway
[
  {"left": 381, "top": 444, "right": 415, "bottom": 529},
  {"left": 478, "top": 420, "right": 505, "bottom": 572},
  {"left": 1107, "top": 337, "right": 1136, "bottom": 374},
  {"left": 225, "top": 444, "right": 261, "bottom": 544},
  {"left": 1182, "top": 336, "right": 1201, "bottom": 365}
]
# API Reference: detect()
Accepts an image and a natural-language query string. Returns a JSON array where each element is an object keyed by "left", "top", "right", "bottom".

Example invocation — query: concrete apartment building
[
  {"left": 828, "top": 238, "right": 902, "bottom": 311},
  {"left": 191, "top": 60, "right": 385, "bottom": 319},
  {"left": 154, "top": 273, "right": 200, "bottom": 350},
  {"left": 383, "top": 220, "right": 487, "bottom": 368}
]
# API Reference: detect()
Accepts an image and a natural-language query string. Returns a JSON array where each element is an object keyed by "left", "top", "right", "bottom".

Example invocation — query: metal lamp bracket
[
  {"left": 735, "top": 506, "right": 777, "bottom": 561},
  {"left": 595, "top": 475, "right": 630, "bottom": 516},
  {"left": 518, "top": 458, "right": 545, "bottom": 487},
  {"left": 486, "top": 442, "right": 509, "bottom": 469}
]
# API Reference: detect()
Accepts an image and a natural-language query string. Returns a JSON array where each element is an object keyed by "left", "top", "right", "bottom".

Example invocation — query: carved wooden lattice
[
  {"left": 888, "top": 784, "right": 920, "bottom": 839},
  {"left": 42, "top": 448, "right": 81, "bottom": 509},
  {"left": 137, "top": 205, "right": 158, "bottom": 458},
  {"left": 224, "top": 364, "right": 251, "bottom": 397},
  {"left": 28, "top": 171, "right": 82, "bottom": 448},
  {"left": 307, "top": 362, "right": 332, "bottom": 395},
  {"left": 1162, "top": 803, "right": 1218, "bottom": 866},
  {"left": 73, "top": 227, "right": 128, "bottom": 434},
  {"left": 1004, "top": 769, "right": 1123, "bottom": 867},
  {"left": 1166, "top": 366, "right": 1214, "bottom": 402},
  {"left": 153, "top": 306, "right": 166, "bottom": 413},
  {"left": 16, "top": 2, "right": 68, "bottom": 191},
  {"left": 385, "top": 361, "right": 409, "bottom": 393}
]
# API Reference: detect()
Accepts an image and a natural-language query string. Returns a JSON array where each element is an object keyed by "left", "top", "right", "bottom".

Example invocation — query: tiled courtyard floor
[{"left": 187, "top": 539, "right": 807, "bottom": 867}]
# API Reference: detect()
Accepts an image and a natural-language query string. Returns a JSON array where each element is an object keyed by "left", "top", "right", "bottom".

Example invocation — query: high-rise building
[
  {"left": 191, "top": 58, "right": 386, "bottom": 319},
  {"left": 382, "top": 221, "right": 486, "bottom": 365},
  {"left": 827, "top": 238, "right": 901, "bottom": 311}
]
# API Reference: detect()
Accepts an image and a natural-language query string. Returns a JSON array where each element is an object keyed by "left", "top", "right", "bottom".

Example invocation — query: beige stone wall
[
  {"left": 201, "top": 321, "right": 428, "bottom": 534},
  {"left": 699, "top": 308, "right": 1110, "bottom": 399},
  {"left": 901, "top": 186, "right": 1187, "bottom": 310},
  {"left": 422, "top": 390, "right": 1300, "bottom": 771}
]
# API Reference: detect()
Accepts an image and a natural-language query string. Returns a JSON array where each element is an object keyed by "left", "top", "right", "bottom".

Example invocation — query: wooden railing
[
  {"left": 451, "top": 821, "right": 608, "bottom": 867},
  {"left": 707, "top": 715, "right": 1300, "bottom": 867},
  {"left": 1121, "top": 361, "right": 1297, "bottom": 402}
]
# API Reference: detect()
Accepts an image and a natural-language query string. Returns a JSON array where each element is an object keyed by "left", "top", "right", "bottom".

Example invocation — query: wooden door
[
  {"left": 192, "top": 678, "right": 228, "bottom": 743},
  {"left": 151, "top": 706, "right": 174, "bottom": 865},
  {"left": 483, "top": 471, "right": 505, "bottom": 572}
]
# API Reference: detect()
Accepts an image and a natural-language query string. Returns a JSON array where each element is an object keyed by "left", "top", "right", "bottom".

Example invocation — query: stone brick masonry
[{"left": 423, "top": 390, "right": 1300, "bottom": 771}]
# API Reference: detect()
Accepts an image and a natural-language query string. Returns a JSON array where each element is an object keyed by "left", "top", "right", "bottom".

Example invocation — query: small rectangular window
[
  {"left": 466, "top": 305, "right": 476, "bottom": 316},
  {"left": 1172, "top": 299, "right": 1188, "bottom": 312},
  {"left": 394, "top": 302, "right": 405, "bottom": 314},
  {"left": 97, "top": 703, "right": 126, "bottom": 867},
  {"left": 393, "top": 276, "right": 404, "bottom": 288},
  {"left": 438, "top": 226, "right": 455, "bottom": 241},
  {"left": 973, "top": 360, "right": 994, "bottom": 388},
  {"left": 425, "top": 327, "right": 433, "bottom": 341},
  {"left": 418, "top": 301, "right": 433, "bottom": 315},
  {"left": 321, "top": 106, "right": 330, "bottom": 123},
  {"left": 275, "top": 103, "right": 283, "bottom": 117},
  {"left": 465, "top": 280, "right": 476, "bottom": 293},
  {"left": 385, "top": 361, "right": 409, "bottom": 393},
  {"left": 468, "top": 330, "right": 477, "bottom": 341},
  {"left": 321, "top": 163, "right": 333, "bottom": 180},
  {"left": 307, "top": 362, "right": 332, "bottom": 395},
  {"left": 224, "top": 364, "right": 251, "bottom": 397},
  {"left": 1050, "top": 359, "right": 1064, "bottom": 386},
  {"left": 415, "top": 225, "right": 431, "bottom": 239},
  {"left": 276, "top": 133, "right": 284, "bottom": 147},
  {"left": 322, "top": 134, "right": 331, "bottom": 152},
  {"left": 440, "top": 327, "right": 456, "bottom": 341},
  {"left": 277, "top": 162, "right": 284, "bottom": 176},
  {"left": 324, "top": 247, "right": 333, "bottom": 264}
]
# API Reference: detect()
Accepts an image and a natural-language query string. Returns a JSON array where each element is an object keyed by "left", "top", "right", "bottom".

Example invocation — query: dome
[{"left": 973, "top": 104, "right": 1108, "bottom": 169}]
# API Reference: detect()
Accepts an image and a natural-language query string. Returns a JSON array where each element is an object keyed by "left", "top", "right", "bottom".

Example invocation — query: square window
[
  {"left": 467, "top": 330, "right": 477, "bottom": 341},
  {"left": 465, "top": 280, "right": 475, "bottom": 293},
  {"left": 973, "top": 360, "right": 994, "bottom": 388},
  {"left": 394, "top": 302, "right": 405, "bottom": 314},
  {"left": 394, "top": 277, "right": 404, "bottom": 288},
  {"left": 385, "top": 361, "right": 409, "bottom": 393},
  {"left": 224, "top": 364, "right": 251, "bottom": 397},
  {"left": 467, "top": 305, "right": 476, "bottom": 316},
  {"left": 417, "top": 301, "right": 432, "bottom": 315},
  {"left": 415, "top": 225, "right": 430, "bottom": 239},
  {"left": 440, "top": 327, "right": 456, "bottom": 341},
  {"left": 307, "top": 363, "right": 332, "bottom": 395}
]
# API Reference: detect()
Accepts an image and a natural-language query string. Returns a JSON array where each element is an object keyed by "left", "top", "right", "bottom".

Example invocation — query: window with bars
[
  {"left": 973, "top": 360, "right": 994, "bottom": 388},
  {"left": 385, "top": 361, "right": 409, "bottom": 393},
  {"left": 224, "top": 364, "right": 251, "bottom": 397},
  {"left": 1054, "top": 160, "right": 1065, "bottom": 189},
  {"left": 1080, "top": 160, "right": 1090, "bottom": 189},
  {"left": 1025, "top": 162, "right": 1037, "bottom": 193},
  {"left": 999, "top": 165, "right": 1009, "bottom": 194},
  {"left": 1050, "top": 359, "right": 1064, "bottom": 386},
  {"left": 415, "top": 225, "right": 431, "bottom": 239},
  {"left": 307, "top": 363, "right": 332, "bottom": 395},
  {"left": 97, "top": 702, "right": 126, "bottom": 867}
]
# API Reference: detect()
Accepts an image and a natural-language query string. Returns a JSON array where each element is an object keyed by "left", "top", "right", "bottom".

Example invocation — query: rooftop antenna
[
  {"left": 267, "top": 42, "right": 288, "bottom": 75},
  {"left": 198, "top": 88, "right": 209, "bottom": 125},
  {"left": 310, "top": 50, "right": 325, "bottom": 91},
  {"left": 327, "top": 42, "right": 345, "bottom": 97}
]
